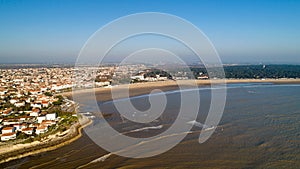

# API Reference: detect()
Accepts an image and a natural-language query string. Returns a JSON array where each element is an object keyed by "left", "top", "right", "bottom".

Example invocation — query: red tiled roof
[
  {"left": 22, "top": 127, "right": 34, "bottom": 131},
  {"left": 1, "top": 132, "right": 16, "bottom": 136},
  {"left": 37, "top": 126, "right": 47, "bottom": 130},
  {"left": 2, "top": 127, "right": 14, "bottom": 130}
]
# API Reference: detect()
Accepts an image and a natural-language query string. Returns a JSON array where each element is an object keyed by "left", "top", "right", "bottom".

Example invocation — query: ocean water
[{"left": 2, "top": 83, "right": 300, "bottom": 169}]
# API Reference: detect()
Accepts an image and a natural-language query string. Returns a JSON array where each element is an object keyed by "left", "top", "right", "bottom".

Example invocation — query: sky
[{"left": 0, "top": 0, "right": 299, "bottom": 64}]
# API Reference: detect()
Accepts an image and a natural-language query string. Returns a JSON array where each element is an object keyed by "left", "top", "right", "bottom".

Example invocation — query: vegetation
[
  {"left": 44, "top": 92, "right": 53, "bottom": 97},
  {"left": 52, "top": 95, "right": 64, "bottom": 105},
  {"left": 143, "top": 69, "right": 173, "bottom": 79},
  {"left": 16, "top": 132, "right": 30, "bottom": 140}
]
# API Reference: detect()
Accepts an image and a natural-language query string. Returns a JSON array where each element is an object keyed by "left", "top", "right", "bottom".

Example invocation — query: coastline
[
  {"left": 0, "top": 116, "right": 92, "bottom": 164},
  {"left": 1, "top": 78, "right": 300, "bottom": 165},
  {"left": 64, "top": 78, "right": 300, "bottom": 102}
]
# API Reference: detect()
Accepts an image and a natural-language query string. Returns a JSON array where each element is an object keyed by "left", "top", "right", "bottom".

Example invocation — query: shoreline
[
  {"left": 1, "top": 78, "right": 300, "bottom": 165},
  {"left": 0, "top": 116, "right": 92, "bottom": 164},
  {"left": 63, "top": 78, "right": 300, "bottom": 102}
]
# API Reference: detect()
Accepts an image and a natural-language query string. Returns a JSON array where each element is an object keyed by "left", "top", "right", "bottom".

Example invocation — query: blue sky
[{"left": 0, "top": 0, "right": 299, "bottom": 64}]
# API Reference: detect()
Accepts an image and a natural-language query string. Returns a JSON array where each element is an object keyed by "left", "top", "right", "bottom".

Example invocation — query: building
[
  {"left": 36, "top": 126, "right": 48, "bottom": 135},
  {"left": 41, "top": 100, "right": 49, "bottom": 108},
  {"left": 30, "top": 108, "right": 40, "bottom": 117},
  {"left": 21, "top": 127, "right": 34, "bottom": 135},
  {"left": 46, "top": 113, "right": 57, "bottom": 120},
  {"left": 41, "top": 120, "right": 56, "bottom": 127},
  {"left": 2, "top": 108, "right": 13, "bottom": 116},
  {"left": 1, "top": 132, "right": 16, "bottom": 141},
  {"left": 14, "top": 101, "right": 25, "bottom": 107},
  {"left": 37, "top": 116, "right": 46, "bottom": 124},
  {"left": 131, "top": 75, "right": 145, "bottom": 81},
  {"left": 1, "top": 127, "right": 15, "bottom": 134}
]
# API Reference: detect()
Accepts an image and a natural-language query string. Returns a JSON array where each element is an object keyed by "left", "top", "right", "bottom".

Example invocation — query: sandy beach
[{"left": 65, "top": 79, "right": 300, "bottom": 102}]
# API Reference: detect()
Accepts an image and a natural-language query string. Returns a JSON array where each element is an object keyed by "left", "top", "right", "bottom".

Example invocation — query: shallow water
[{"left": 1, "top": 84, "right": 300, "bottom": 168}]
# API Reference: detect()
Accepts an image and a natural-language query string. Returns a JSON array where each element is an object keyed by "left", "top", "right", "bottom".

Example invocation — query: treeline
[
  {"left": 191, "top": 65, "right": 300, "bottom": 79},
  {"left": 144, "top": 69, "right": 173, "bottom": 79}
]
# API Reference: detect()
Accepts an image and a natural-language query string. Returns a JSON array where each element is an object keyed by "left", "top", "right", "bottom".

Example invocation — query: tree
[{"left": 44, "top": 92, "right": 53, "bottom": 97}]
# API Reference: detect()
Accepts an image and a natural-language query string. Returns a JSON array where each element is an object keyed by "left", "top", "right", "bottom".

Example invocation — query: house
[
  {"left": 19, "top": 116, "right": 31, "bottom": 121},
  {"left": 157, "top": 76, "right": 168, "bottom": 81},
  {"left": 9, "top": 99, "right": 18, "bottom": 104},
  {"left": 14, "top": 101, "right": 25, "bottom": 107},
  {"left": 2, "top": 108, "right": 13, "bottom": 116},
  {"left": 131, "top": 75, "right": 145, "bottom": 81},
  {"left": 2, "top": 119, "right": 19, "bottom": 126},
  {"left": 36, "top": 126, "right": 48, "bottom": 135},
  {"left": 21, "top": 127, "right": 34, "bottom": 135},
  {"left": 41, "top": 100, "right": 49, "bottom": 108},
  {"left": 1, "top": 132, "right": 16, "bottom": 141},
  {"left": 95, "top": 81, "right": 110, "bottom": 87},
  {"left": 41, "top": 120, "right": 56, "bottom": 127},
  {"left": 31, "top": 103, "right": 42, "bottom": 109},
  {"left": 37, "top": 116, "right": 46, "bottom": 124},
  {"left": 1, "top": 127, "right": 15, "bottom": 134},
  {"left": 197, "top": 75, "right": 209, "bottom": 79},
  {"left": 46, "top": 113, "right": 57, "bottom": 121},
  {"left": 30, "top": 108, "right": 40, "bottom": 117}
]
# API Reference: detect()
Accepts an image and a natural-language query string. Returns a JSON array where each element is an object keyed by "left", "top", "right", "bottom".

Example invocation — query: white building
[
  {"left": 46, "top": 113, "right": 57, "bottom": 120},
  {"left": 31, "top": 103, "right": 42, "bottom": 109},
  {"left": 30, "top": 109, "right": 40, "bottom": 117},
  {"left": 1, "top": 127, "right": 15, "bottom": 134},
  {"left": 9, "top": 99, "right": 18, "bottom": 104},
  {"left": 15, "top": 101, "right": 25, "bottom": 107},
  {"left": 21, "top": 128, "right": 34, "bottom": 135},
  {"left": 37, "top": 116, "right": 46, "bottom": 124},
  {"left": 131, "top": 75, "right": 145, "bottom": 81},
  {"left": 1, "top": 132, "right": 16, "bottom": 141},
  {"left": 36, "top": 126, "right": 48, "bottom": 135}
]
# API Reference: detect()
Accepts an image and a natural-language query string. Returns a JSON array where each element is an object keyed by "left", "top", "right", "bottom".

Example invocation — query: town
[
  {"left": 0, "top": 66, "right": 79, "bottom": 142},
  {"left": 0, "top": 64, "right": 200, "bottom": 142},
  {"left": 1, "top": 64, "right": 298, "bottom": 142}
]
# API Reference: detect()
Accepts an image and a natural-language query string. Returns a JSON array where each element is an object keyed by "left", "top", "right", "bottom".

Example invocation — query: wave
[
  {"left": 78, "top": 130, "right": 195, "bottom": 167},
  {"left": 187, "top": 120, "right": 216, "bottom": 131},
  {"left": 122, "top": 125, "right": 163, "bottom": 134},
  {"left": 79, "top": 121, "right": 216, "bottom": 167},
  {"left": 187, "top": 120, "right": 206, "bottom": 128}
]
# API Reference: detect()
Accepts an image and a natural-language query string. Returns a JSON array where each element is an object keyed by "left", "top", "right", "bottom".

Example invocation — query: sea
[{"left": 2, "top": 83, "right": 300, "bottom": 169}]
